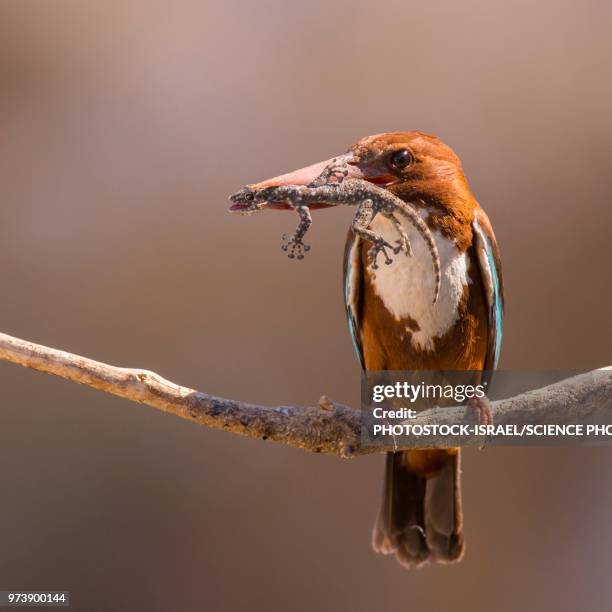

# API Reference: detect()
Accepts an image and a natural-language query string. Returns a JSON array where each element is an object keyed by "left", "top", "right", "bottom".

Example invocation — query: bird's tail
[{"left": 372, "top": 450, "right": 464, "bottom": 568}]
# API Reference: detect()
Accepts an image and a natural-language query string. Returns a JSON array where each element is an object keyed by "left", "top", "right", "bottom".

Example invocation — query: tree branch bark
[{"left": 0, "top": 331, "right": 610, "bottom": 456}]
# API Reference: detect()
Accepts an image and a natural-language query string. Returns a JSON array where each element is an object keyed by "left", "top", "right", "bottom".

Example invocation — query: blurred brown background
[{"left": 0, "top": 1, "right": 610, "bottom": 611}]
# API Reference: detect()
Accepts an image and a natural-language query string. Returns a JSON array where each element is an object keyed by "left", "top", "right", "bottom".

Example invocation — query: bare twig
[{"left": 0, "top": 331, "right": 609, "bottom": 456}]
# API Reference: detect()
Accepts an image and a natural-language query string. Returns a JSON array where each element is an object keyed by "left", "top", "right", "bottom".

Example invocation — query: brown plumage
[
  {"left": 342, "top": 132, "right": 503, "bottom": 567},
  {"left": 229, "top": 130, "right": 504, "bottom": 568}
]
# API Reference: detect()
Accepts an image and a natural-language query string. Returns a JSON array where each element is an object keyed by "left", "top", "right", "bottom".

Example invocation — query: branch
[{"left": 0, "top": 331, "right": 610, "bottom": 456}]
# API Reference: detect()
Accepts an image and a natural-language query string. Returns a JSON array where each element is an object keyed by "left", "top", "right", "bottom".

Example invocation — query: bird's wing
[
  {"left": 472, "top": 208, "right": 504, "bottom": 371},
  {"left": 342, "top": 231, "right": 365, "bottom": 370}
]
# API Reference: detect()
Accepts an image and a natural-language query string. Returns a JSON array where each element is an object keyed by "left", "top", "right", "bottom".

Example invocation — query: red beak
[
  {"left": 228, "top": 153, "right": 396, "bottom": 212},
  {"left": 229, "top": 153, "right": 360, "bottom": 212},
  {"left": 229, "top": 152, "right": 397, "bottom": 212},
  {"left": 251, "top": 153, "right": 361, "bottom": 187}
]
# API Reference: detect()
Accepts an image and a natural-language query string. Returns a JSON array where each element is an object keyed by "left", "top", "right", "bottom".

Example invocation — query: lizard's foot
[
  {"left": 308, "top": 158, "right": 349, "bottom": 187},
  {"left": 385, "top": 213, "right": 413, "bottom": 257},
  {"left": 281, "top": 234, "right": 311, "bottom": 260},
  {"left": 394, "top": 234, "right": 413, "bottom": 257},
  {"left": 367, "top": 238, "right": 395, "bottom": 270}
]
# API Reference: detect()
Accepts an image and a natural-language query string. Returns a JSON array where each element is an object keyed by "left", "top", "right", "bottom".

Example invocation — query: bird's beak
[{"left": 228, "top": 152, "right": 395, "bottom": 212}]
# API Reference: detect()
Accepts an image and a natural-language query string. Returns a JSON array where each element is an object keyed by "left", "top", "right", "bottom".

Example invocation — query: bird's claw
[
  {"left": 466, "top": 396, "right": 493, "bottom": 450},
  {"left": 367, "top": 239, "right": 395, "bottom": 270},
  {"left": 281, "top": 234, "right": 311, "bottom": 260},
  {"left": 466, "top": 396, "right": 493, "bottom": 427}
]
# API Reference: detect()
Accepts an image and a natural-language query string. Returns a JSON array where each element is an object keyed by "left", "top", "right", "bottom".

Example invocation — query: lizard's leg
[
  {"left": 387, "top": 212, "right": 413, "bottom": 257},
  {"left": 383, "top": 199, "right": 441, "bottom": 304},
  {"left": 351, "top": 200, "right": 395, "bottom": 270},
  {"left": 281, "top": 205, "right": 312, "bottom": 260},
  {"left": 308, "top": 157, "right": 350, "bottom": 187}
]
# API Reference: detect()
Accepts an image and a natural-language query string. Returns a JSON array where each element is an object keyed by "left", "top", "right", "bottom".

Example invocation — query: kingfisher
[{"left": 230, "top": 132, "right": 504, "bottom": 568}]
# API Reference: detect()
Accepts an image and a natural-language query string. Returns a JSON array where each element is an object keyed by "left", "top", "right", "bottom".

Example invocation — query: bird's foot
[
  {"left": 309, "top": 158, "right": 349, "bottom": 187},
  {"left": 281, "top": 234, "right": 311, "bottom": 259},
  {"left": 466, "top": 395, "right": 493, "bottom": 450},
  {"left": 466, "top": 396, "right": 493, "bottom": 427},
  {"left": 367, "top": 238, "right": 396, "bottom": 269}
]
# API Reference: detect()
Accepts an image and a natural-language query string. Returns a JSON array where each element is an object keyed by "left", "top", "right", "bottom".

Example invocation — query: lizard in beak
[{"left": 228, "top": 132, "right": 504, "bottom": 569}]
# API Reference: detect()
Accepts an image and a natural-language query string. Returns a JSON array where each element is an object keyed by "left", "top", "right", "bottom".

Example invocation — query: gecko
[{"left": 229, "top": 157, "right": 441, "bottom": 304}]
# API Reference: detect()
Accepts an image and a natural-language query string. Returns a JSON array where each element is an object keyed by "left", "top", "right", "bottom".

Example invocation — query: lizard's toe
[{"left": 282, "top": 234, "right": 310, "bottom": 260}]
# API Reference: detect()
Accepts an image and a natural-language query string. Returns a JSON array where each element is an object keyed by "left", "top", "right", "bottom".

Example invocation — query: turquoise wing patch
[{"left": 473, "top": 213, "right": 504, "bottom": 369}]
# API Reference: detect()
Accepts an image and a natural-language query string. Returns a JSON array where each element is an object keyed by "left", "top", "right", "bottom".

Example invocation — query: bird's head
[{"left": 228, "top": 132, "right": 470, "bottom": 214}]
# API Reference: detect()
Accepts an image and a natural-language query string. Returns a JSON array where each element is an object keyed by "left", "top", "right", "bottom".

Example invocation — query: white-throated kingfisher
[{"left": 230, "top": 132, "right": 504, "bottom": 568}]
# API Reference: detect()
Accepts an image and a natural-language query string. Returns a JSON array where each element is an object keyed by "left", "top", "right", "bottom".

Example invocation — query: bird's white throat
[{"left": 369, "top": 211, "right": 469, "bottom": 352}]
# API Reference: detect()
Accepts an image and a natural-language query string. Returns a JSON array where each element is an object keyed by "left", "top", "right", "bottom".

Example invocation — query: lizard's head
[
  {"left": 228, "top": 132, "right": 468, "bottom": 213},
  {"left": 227, "top": 185, "right": 273, "bottom": 215}
]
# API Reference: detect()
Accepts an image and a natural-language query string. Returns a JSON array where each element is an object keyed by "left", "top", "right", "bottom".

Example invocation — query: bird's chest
[{"left": 365, "top": 211, "right": 470, "bottom": 353}]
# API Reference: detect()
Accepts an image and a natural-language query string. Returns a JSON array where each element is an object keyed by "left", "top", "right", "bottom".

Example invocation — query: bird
[{"left": 232, "top": 131, "right": 504, "bottom": 568}]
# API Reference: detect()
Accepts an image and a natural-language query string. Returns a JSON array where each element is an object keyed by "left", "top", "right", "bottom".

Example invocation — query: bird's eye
[
  {"left": 244, "top": 192, "right": 254, "bottom": 201},
  {"left": 389, "top": 149, "right": 413, "bottom": 169}
]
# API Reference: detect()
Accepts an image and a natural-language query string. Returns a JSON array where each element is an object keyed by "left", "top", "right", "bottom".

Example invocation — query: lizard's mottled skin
[{"left": 229, "top": 158, "right": 441, "bottom": 304}]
